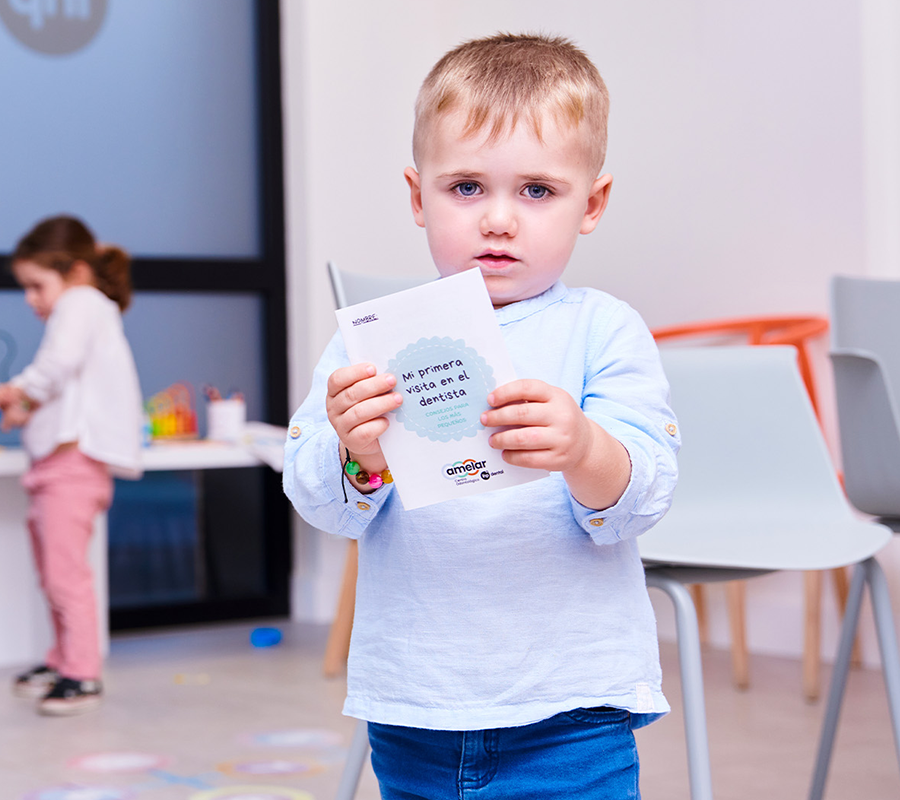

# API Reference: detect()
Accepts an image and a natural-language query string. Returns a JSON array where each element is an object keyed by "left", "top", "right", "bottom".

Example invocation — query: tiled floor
[{"left": 1, "top": 619, "right": 897, "bottom": 799}]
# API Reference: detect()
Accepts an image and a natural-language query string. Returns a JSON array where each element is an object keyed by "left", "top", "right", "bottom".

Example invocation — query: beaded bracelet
[
  {"left": 341, "top": 448, "right": 393, "bottom": 503},
  {"left": 344, "top": 458, "right": 393, "bottom": 489}
]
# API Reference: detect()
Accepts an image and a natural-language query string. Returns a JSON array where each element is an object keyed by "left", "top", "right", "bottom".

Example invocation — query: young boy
[{"left": 284, "top": 33, "right": 679, "bottom": 799}]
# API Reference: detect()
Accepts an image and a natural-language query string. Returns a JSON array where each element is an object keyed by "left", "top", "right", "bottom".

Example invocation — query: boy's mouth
[{"left": 476, "top": 251, "right": 518, "bottom": 268}]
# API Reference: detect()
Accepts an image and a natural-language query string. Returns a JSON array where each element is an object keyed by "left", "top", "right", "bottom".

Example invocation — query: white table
[{"left": 0, "top": 435, "right": 283, "bottom": 669}]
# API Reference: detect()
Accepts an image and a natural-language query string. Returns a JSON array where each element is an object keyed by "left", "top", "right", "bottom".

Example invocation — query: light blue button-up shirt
[{"left": 284, "top": 282, "right": 680, "bottom": 730}]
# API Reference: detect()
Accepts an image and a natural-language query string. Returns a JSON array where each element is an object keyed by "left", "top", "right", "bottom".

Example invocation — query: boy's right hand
[{"left": 326, "top": 363, "right": 402, "bottom": 473}]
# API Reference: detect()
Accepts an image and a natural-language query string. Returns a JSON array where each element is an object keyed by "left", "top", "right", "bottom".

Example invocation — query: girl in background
[{"left": 0, "top": 215, "right": 142, "bottom": 716}]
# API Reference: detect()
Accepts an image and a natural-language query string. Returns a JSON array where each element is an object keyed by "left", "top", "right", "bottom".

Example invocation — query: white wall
[{"left": 281, "top": 0, "right": 900, "bottom": 667}]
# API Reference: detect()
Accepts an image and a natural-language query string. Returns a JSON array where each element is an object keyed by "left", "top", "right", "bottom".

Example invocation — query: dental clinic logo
[
  {"left": 1, "top": 0, "right": 107, "bottom": 56},
  {"left": 443, "top": 457, "right": 498, "bottom": 483}
]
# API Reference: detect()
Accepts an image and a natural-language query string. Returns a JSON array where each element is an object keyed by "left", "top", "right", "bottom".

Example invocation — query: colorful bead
[{"left": 342, "top": 453, "right": 393, "bottom": 491}]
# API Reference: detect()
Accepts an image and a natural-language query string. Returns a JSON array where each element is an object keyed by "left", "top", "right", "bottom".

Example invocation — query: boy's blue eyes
[
  {"left": 451, "top": 183, "right": 551, "bottom": 199},
  {"left": 454, "top": 182, "right": 479, "bottom": 197}
]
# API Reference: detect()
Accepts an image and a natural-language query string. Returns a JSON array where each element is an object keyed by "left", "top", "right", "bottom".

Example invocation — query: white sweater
[{"left": 12, "top": 286, "right": 143, "bottom": 477}]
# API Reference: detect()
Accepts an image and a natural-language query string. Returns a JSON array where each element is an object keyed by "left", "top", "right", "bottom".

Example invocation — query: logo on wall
[{"left": 0, "top": 0, "right": 108, "bottom": 55}]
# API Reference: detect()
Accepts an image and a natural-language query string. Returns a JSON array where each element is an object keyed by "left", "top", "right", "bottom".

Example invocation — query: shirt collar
[{"left": 494, "top": 281, "right": 568, "bottom": 325}]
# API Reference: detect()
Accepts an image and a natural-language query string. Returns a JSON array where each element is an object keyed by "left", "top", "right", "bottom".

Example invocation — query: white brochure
[{"left": 335, "top": 268, "right": 548, "bottom": 510}]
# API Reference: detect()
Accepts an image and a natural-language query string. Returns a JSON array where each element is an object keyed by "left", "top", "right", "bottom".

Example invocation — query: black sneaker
[
  {"left": 13, "top": 665, "right": 59, "bottom": 699},
  {"left": 38, "top": 676, "right": 103, "bottom": 716}
]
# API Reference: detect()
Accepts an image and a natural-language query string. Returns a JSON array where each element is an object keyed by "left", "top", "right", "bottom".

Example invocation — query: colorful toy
[{"left": 145, "top": 382, "right": 198, "bottom": 440}]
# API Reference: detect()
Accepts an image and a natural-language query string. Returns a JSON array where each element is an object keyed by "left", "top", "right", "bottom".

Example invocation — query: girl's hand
[
  {"left": 1, "top": 401, "right": 33, "bottom": 432},
  {"left": 0, "top": 383, "right": 16, "bottom": 409},
  {"left": 326, "top": 363, "right": 402, "bottom": 474},
  {"left": 480, "top": 379, "right": 630, "bottom": 510},
  {"left": 0, "top": 386, "right": 35, "bottom": 432}
]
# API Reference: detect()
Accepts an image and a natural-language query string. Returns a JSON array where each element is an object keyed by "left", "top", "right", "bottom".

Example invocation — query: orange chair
[{"left": 651, "top": 315, "right": 853, "bottom": 701}]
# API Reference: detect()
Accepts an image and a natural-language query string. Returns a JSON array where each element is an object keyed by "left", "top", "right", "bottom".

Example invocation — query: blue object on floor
[{"left": 250, "top": 627, "right": 282, "bottom": 647}]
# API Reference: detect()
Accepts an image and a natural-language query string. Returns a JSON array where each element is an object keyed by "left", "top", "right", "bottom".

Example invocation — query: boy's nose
[{"left": 479, "top": 202, "right": 517, "bottom": 237}]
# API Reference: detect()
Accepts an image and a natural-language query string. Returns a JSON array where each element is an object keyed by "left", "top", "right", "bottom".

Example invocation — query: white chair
[
  {"left": 331, "top": 340, "right": 899, "bottom": 800},
  {"left": 638, "top": 346, "right": 899, "bottom": 800}
]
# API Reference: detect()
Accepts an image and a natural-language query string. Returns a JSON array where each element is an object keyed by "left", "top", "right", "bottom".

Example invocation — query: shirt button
[
  {"left": 289, "top": 426, "right": 302, "bottom": 439},
  {"left": 665, "top": 423, "right": 677, "bottom": 436},
  {"left": 589, "top": 518, "right": 604, "bottom": 527},
  {"left": 356, "top": 501, "right": 371, "bottom": 511}
]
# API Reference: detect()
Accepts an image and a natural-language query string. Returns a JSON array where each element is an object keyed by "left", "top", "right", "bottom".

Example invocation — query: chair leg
[
  {"left": 808, "top": 562, "right": 863, "bottom": 799},
  {"left": 689, "top": 584, "right": 709, "bottom": 644},
  {"left": 809, "top": 558, "right": 888, "bottom": 800},
  {"left": 803, "top": 570, "right": 822, "bottom": 702},
  {"left": 864, "top": 558, "right": 900, "bottom": 765},
  {"left": 335, "top": 718, "right": 371, "bottom": 800},
  {"left": 646, "top": 572, "right": 715, "bottom": 800},
  {"left": 725, "top": 581, "right": 750, "bottom": 690},
  {"left": 831, "top": 566, "right": 864, "bottom": 668},
  {"left": 323, "top": 539, "right": 358, "bottom": 678}
]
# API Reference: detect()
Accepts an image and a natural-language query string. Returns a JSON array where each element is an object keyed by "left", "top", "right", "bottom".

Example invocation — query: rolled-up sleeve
[
  {"left": 283, "top": 332, "right": 395, "bottom": 538},
  {"left": 569, "top": 304, "right": 680, "bottom": 545}
]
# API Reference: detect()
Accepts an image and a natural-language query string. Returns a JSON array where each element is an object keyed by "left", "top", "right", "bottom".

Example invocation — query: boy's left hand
[
  {"left": 481, "top": 379, "right": 631, "bottom": 510},
  {"left": 480, "top": 379, "right": 591, "bottom": 473}
]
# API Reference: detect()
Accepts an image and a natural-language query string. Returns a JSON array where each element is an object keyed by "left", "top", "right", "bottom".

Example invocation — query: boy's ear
[
  {"left": 580, "top": 173, "right": 613, "bottom": 235},
  {"left": 404, "top": 166, "right": 426, "bottom": 228}
]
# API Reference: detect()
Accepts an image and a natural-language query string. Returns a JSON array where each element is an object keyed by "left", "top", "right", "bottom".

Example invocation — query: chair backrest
[
  {"left": 651, "top": 315, "right": 828, "bottom": 417},
  {"left": 829, "top": 275, "right": 900, "bottom": 518},
  {"left": 327, "top": 261, "right": 432, "bottom": 310},
  {"left": 830, "top": 275, "right": 900, "bottom": 403},
  {"left": 638, "top": 346, "right": 889, "bottom": 570}
]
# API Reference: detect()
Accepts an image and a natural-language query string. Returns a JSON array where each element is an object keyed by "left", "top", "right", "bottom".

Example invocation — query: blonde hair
[
  {"left": 412, "top": 33, "right": 610, "bottom": 174},
  {"left": 12, "top": 215, "right": 133, "bottom": 311}
]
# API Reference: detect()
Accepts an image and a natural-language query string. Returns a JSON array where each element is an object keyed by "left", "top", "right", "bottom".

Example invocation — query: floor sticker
[
  {"left": 188, "top": 788, "right": 314, "bottom": 800},
  {"left": 246, "top": 729, "right": 342, "bottom": 748},
  {"left": 217, "top": 759, "right": 323, "bottom": 777},
  {"left": 24, "top": 788, "right": 135, "bottom": 800},
  {"left": 67, "top": 753, "right": 171, "bottom": 773},
  {"left": 144, "top": 769, "right": 215, "bottom": 788}
]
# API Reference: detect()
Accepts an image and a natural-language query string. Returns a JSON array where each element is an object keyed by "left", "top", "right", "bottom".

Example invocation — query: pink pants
[{"left": 22, "top": 448, "right": 112, "bottom": 681}]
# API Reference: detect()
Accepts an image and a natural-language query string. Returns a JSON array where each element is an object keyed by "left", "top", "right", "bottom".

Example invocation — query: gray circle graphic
[{"left": 0, "top": 0, "right": 108, "bottom": 56}]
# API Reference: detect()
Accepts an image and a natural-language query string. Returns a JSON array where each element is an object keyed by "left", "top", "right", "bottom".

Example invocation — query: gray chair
[
  {"left": 810, "top": 275, "right": 900, "bottom": 799},
  {"left": 327, "top": 260, "right": 431, "bottom": 310},
  {"left": 325, "top": 264, "right": 430, "bottom": 800},
  {"left": 829, "top": 274, "right": 900, "bottom": 530}
]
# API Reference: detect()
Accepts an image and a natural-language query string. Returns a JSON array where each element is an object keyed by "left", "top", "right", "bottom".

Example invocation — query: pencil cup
[{"left": 206, "top": 398, "right": 246, "bottom": 442}]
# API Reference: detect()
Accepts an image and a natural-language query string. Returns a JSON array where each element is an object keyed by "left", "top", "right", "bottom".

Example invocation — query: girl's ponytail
[{"left": 93, "top": 245, "right": 132, "bottom": 312}]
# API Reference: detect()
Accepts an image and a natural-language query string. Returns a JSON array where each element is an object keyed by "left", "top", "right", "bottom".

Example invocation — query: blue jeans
[{"left": 368, "top": 707, "right": 640, "bottom": 799}]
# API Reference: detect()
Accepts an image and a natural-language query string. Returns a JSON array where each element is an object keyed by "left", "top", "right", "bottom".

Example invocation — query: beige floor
[{"left": 1, "top": 620, "right": 897, "bottom": 800}]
